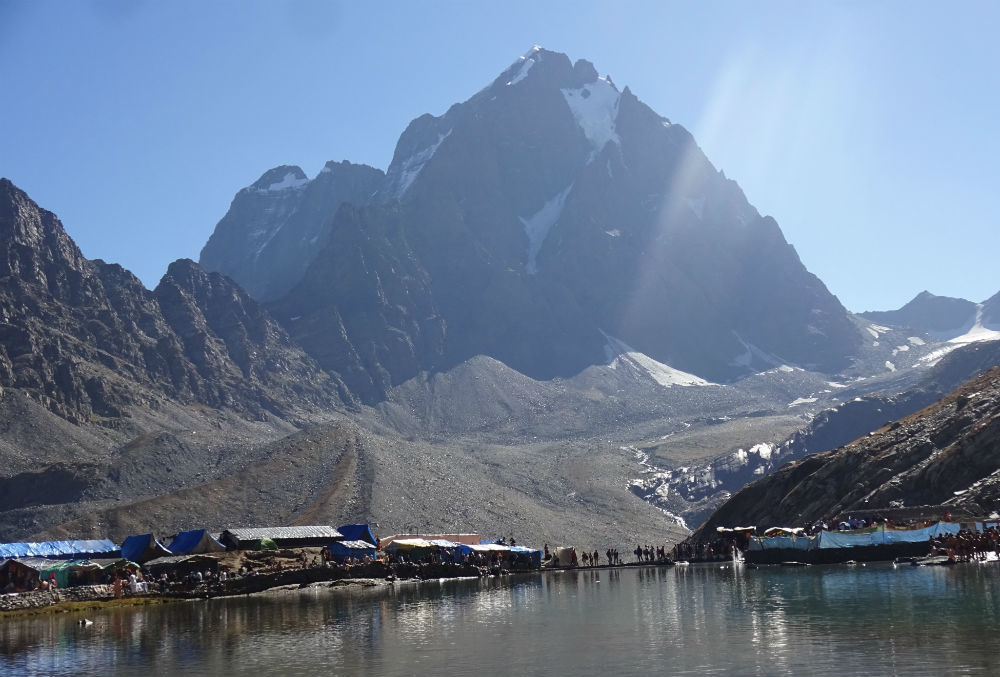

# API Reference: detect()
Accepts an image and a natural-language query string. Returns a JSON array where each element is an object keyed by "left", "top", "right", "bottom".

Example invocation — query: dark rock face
[
  {"left": 695, "top": 355, "right": 1000, "bottom": 536},
  {"left": 0, "top": 178, "right": 345, "bottom": 424},
  {"left": 201, "top": 49, "right": 863, "bottom": 402},
  {"left": 860, "top": 291, "right": 979, "bottom": 339},
  {"left": 269, "top": 204, "right": 446, "bottom": 403}
]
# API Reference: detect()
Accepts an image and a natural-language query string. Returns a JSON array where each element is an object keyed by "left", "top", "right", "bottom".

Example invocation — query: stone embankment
[
  {"left": 0, "top": 584, "right": 114, "bottom": 613},
  {"left": 0, "top": 562, "right": 498, "bottom": 614}
]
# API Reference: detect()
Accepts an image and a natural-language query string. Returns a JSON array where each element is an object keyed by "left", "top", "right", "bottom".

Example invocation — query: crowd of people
[{"left": 929, "top": 526, "right": 1000, "bottom": 562}]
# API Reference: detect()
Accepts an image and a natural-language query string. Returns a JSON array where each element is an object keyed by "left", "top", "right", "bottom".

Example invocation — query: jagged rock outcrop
[
  {"left": 201, "top": 48, "right": 863, "bottom": 403},
  {"left": 0, "top": 178, "right": 347, "bottom": 424}
]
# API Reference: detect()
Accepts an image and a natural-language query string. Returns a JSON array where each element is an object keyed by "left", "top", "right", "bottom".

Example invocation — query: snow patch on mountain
[
  {"left": 561, "top": 77, "right": 621, "bottom": 154},
  {"left": 253, "top": 170, "right": 309, "bottom": 193},
  {"left": 391, "top": 130, "right": 452, "bottom": 198},
  {"left": 507, "top": 47, "right": 541, "bottom": 86},
  {"left": 730, "top": 332, "right": 787, "bottom": 370},
  {"left": 521, "top": 183, "right": 573, "bottom": 274},
  {"left": 626, "top": 446, "right": 688, "bottom": 529},
  {"left": 603, "top": 332, "right": 713, "bottom": 387},
  {"left": 948, "top": 304, "right": 1000, "bottom": 345}
]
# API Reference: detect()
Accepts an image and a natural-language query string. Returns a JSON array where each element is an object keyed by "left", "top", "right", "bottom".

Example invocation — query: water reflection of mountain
[{"left": 1, "top": 568, "right": 999, "bottom": 676}]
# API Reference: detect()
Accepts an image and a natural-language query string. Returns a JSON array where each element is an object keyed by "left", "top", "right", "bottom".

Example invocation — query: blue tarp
[
  {"left": 750, "top": 536, "right": 814, "bottom": 551},
  {"left": 818, "top": 522, "right": 960, "bottom": 548},
  {"left": 337, "top": 524, "right": 378, "bottom": 546},
  {"left": 120, "top": 534, "right": 172, "bottom": 563},
  {"left": 166, "top": 529, "right": 226, "bottom": 555},
  {"left": 0, "top": 539, "right": 119, "bottom": 560},
  {"left": 750, "top": 522, "right": 963, "bottom": 552}
]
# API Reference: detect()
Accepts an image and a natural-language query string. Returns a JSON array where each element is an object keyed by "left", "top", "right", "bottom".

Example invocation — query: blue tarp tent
[
  {"left": 0, "top": 539, "right": 119, "bottom": 560},
  {"left": 120, "top": 534, "right": 172, "bottom": 564},
  {"left": 508, "top": 546, "right": 542, "bottom": 568},
  {"left": 327, "top": 540, "right": 377, "bottom": 563},
  {"left": 337, "top": 524, "right": 378, "bottom": 546},
  {"left": 166, "top": 530, "right": 226, "bottom": 555}
]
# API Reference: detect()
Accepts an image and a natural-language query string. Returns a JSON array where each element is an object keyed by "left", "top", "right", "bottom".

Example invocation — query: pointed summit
[{"left": 201, "top": 48, "right": 863, "bottom": 397}]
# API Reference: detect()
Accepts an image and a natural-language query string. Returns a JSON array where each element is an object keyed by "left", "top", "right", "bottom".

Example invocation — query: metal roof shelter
[
  {"left": 220, "top": 526, "right": 343, "bottom": 550},
  {"left": 144, "top": 554, "right": 221, "bottom": 577}
]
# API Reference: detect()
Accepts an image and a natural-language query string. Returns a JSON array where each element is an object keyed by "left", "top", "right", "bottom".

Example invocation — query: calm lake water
[{"left": 2, "top": 561, "right": 999, "bottom": 676}]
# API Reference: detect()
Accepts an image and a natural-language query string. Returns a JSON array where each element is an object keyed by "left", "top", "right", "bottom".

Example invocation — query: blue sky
[{"left": 2, "top": 0, "right": 997, "bottom": 312}]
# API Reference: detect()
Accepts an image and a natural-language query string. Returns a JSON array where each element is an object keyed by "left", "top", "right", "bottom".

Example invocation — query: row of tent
[
  {"left": 381, "top": 538, "right": 543, "bottom": 567},
  {"left": 1, "top": 525, "right": 364, "bottom": 566},
  {"left": 1, "top": 525, "right": 548, "bottom": 570},
  {"left": 121, "top": 525, "right": 361, "bottom": 563}
]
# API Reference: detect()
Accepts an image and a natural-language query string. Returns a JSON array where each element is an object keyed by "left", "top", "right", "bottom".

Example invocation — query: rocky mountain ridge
[
  {"left": 632, "top": 339, "right": 1000, "bottom": 529},
  {"left": 860, "top": 290, "right": 1000, "bottom": 342},
  {"left": 0, "top": 178, "right": 346, "bottom": 437},
  {"left": 694, "top": 356, "right": 1000, "bottom": 537}
]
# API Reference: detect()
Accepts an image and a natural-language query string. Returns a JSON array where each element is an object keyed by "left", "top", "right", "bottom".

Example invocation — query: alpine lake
[{"left": 2, "top": 561, "right": 999, "bottom": 676}]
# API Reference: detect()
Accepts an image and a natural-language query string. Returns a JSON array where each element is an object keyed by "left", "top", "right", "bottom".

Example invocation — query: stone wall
[{"left": 0, "top": 584, "right": 113, "bottom": 613}]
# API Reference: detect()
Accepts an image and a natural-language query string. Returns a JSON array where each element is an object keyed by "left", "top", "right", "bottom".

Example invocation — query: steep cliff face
[
  {"left": 199, "top": 161, "right": 385, "bottom": 302},
  {"left": 202, "top": 49, "right": 863, "bottom": 402},
  {"left": 0, "top": 178, "right": 346, "bottom": 425},
  {"left": 695, "top": 361, "right": 1000, "bottom": 536}
]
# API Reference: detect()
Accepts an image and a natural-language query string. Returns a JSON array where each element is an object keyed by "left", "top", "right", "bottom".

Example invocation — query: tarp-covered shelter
[
  {"left": 384, "top": 538, "right": 434, "bottom": 553},
  {"left": 86, "top": 558, "right": 140, "bottom": 581},
  {"left": 508, "top": 546, "right": 542, "bottom": 569},
  {"left": 0, "top": 539, "right": 119, "bottom": 560},
  {"left": 337, "top": 524, "right": 378, "bottom": 546},
  {"left": 167, "top": 530, "right": 226, "bottom": 555},
  {"left": 327, "top": 540, "right": 377, "bottom": 563},
  {"left": 0, "top": 557, "right": 102, "bottom": 590},
  {"left": 542, "top": 546, "right": 577, "bottom": 567},
  {"left": 144, "top": 554, "right": 220, "bottom": 578},
  {"left": 380, "top": 533, "right": 480, "bottom": 549},
  {"left": 220, "top": 526, "right": 343, "bottom": 550},
  {"left": 120, "top": 534, "right": 172, "bottom": 564}
]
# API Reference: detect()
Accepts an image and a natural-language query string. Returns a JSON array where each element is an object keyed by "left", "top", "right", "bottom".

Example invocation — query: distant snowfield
[
  {"left": 602, "top": 332, "right": 713, "bottom": 387},
  {"left": 561, "top": 77, "right": 621, "bottom": 153},
  {"left": 949, "top": 304, "right": 1000, "bottom": 344},
  {"left": 919, "top": 304, "right": 1000, "bottom": 366}
]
